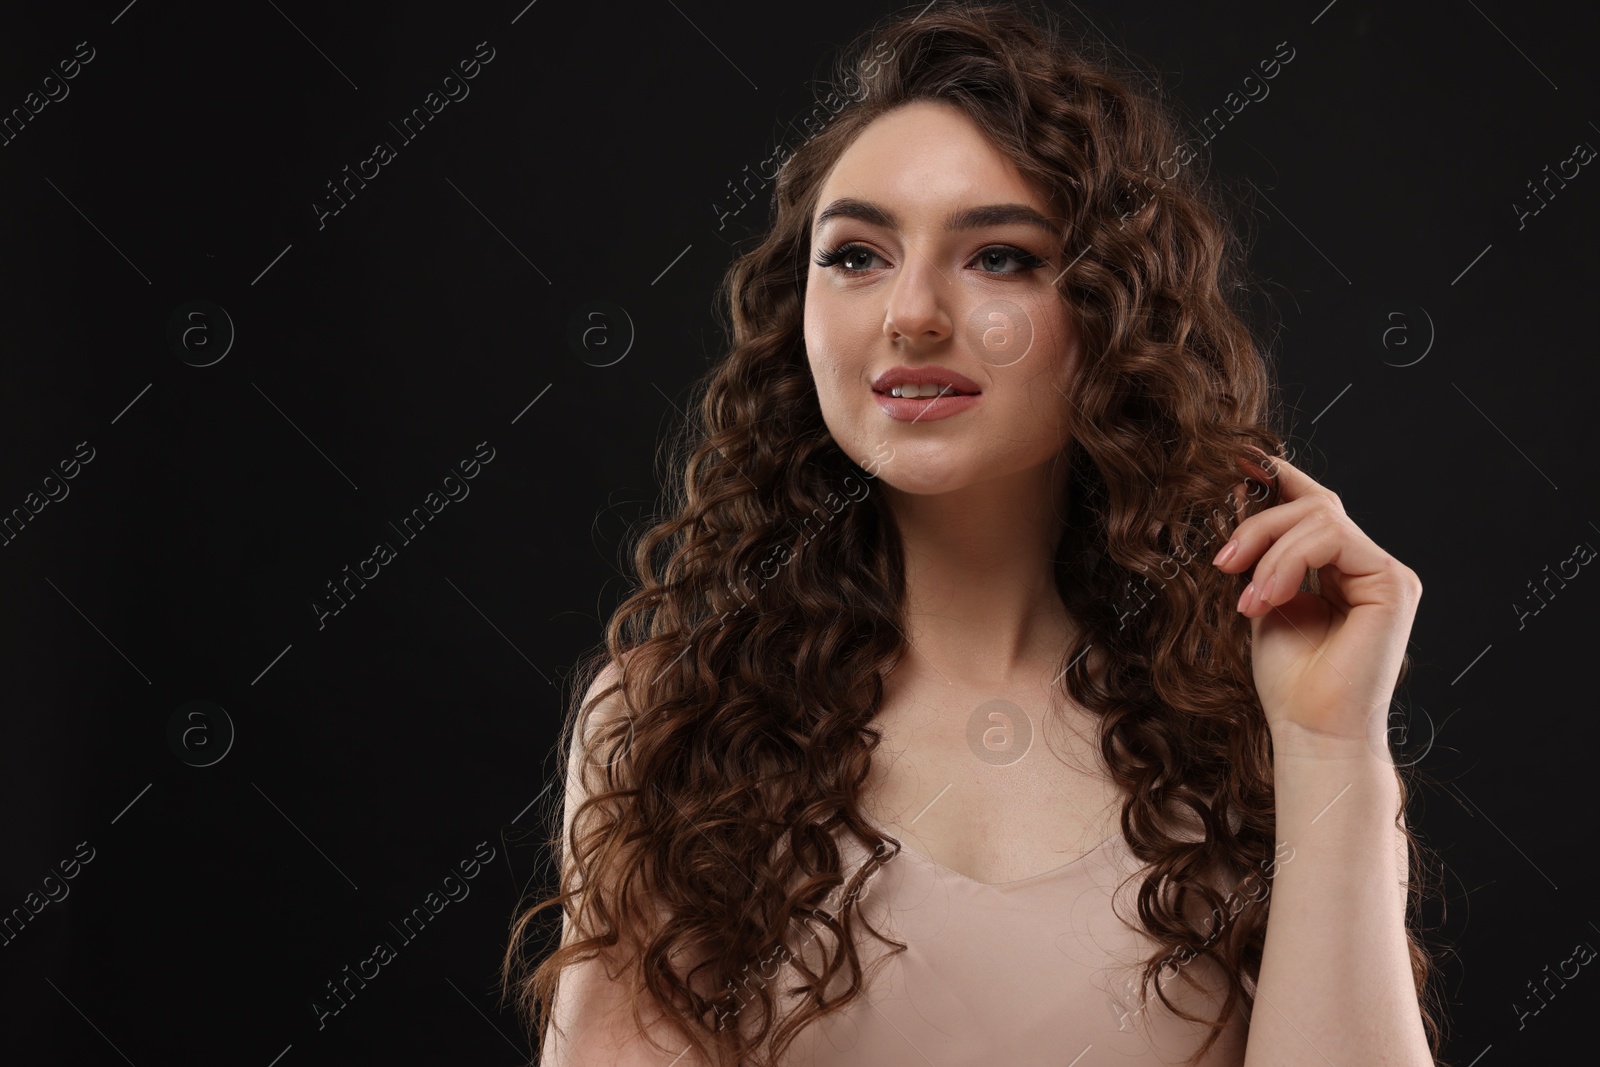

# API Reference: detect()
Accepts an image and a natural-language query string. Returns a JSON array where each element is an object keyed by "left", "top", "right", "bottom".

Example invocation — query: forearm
[{"left": 1243, "top": 723, "right": 1432, "bottom": 1067}]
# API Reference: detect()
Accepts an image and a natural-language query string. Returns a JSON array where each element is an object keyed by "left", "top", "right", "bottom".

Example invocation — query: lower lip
[{"left": 872, "top": 391, "right": 982, "bottom": 422}]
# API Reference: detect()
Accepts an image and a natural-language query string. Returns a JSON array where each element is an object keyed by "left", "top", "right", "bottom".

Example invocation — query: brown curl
[{"left": 499, "top": 3, "right": 1450, "bottom": 1064}]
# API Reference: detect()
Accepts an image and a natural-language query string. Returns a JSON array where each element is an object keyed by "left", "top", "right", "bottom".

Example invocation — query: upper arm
[
  {"left": 557, "top": 657, "right": 628, "bottom": 951},
  {"left": 542, "top": 656, "right": 715, "bottom": 1067},
  {"left": 1394, "top": 806, "right": 1411, "bottom": 906}
]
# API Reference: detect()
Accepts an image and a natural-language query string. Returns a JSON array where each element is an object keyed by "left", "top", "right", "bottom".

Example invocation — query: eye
[
  {"left": 972, "top": 245, "right": 1049, "bottom": 274},
  {"left": 813, "top": 242, "right": 882, "bottom": 273},
  {"left": 813, "top": 241, "right": 1050, "bottom": 276}
]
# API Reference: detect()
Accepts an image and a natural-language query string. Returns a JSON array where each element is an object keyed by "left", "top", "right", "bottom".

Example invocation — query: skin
[
  {"left": 803, "top": 98, "right": 1085, "bottom": 688},
  {"left": 800, "top": 100, "right": 1434, "bottom": 1064},
  {"left": 547, "top": 97, "right": 1432, "bottom": 1067},
  {"left": 1215, "top": 450, "right": 1432, "bottom": 1065}
]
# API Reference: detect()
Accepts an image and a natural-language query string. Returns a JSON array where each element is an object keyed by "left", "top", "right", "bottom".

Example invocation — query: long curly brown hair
[{"left": 499, "top": 3, "right": 1448, "bottom": 1064}]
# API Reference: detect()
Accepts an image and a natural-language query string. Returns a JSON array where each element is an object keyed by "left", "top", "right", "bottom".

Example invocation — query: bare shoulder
[
  {"left": 544, "top": 651, "right": 719, "bottom": 1065},
  {"left": 578, "top": 652, "right": 631, "bottom": 733},
  {"left": 562, "top": 652, "right": 638, "bottom": 873},
  {"left": 567, "top": 653, "right": 639, "bottom": 795}
]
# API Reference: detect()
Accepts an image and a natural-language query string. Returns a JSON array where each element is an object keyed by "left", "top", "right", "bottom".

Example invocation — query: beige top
[{"left": 767, "top": 816, "right": 1252, "bottom": 1066}]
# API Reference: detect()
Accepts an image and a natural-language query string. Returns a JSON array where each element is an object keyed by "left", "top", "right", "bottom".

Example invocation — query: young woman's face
[{"left": 803, "top": 99, "right": 1083, "bottom": 495}]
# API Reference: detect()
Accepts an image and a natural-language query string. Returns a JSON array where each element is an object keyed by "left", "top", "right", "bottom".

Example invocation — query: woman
[{"left": 501, "top": 3, "right": 1447, "bottom": 1064}]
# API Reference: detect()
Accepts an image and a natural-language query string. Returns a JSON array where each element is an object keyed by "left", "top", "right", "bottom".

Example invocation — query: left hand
[{"left": 1211, "top": 449, "right": 1423, "bottom": 747}]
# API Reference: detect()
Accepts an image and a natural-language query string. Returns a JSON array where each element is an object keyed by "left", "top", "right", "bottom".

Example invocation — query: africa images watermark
[
  {"left": 713, "top": 39, "right": 898, "bottom": 233},
  {"left": 309, "top": 840, "right": 495, "bottom": 1029},
  {"left": 1, "top": 840, "right": 97, "bottom": 949},
  {"left": 710, "top": 835, "right": 901, "bottom": 1031},
  {"left": 1106, "top": 840, "right": 1296, "bottom": 1032},
  {"left": 1513, "top": 926, "right": 1596, "bottom": 1031},
  {"left": 1, "top": 440, "right": 96, "bottom": 549},
  {"left": 0, "top": 39, "right": 96, "bottom": 148},
  {"left": 714, "top": 441, "right": 894, "bottom": 632},
  {"left": 313, "top": 40, "right": 497, "bottom": 231},
  {"left": 1512, "top": 532, "right": 1594, "bottom": 630},
  {"left": 1115, "top": 439, "right": 1302, "bottom": 631},
  {"left": 1513, "top": 134, "right": 1594, "bottom": 231},
  {"left": 1116, "top": 40, "right": 1297, "bottom": 229},
  {"left": 311, "top": 440, "right": 496, "bottom": 629}
]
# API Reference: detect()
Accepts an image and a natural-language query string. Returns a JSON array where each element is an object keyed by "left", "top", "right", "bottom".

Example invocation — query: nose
[{"left": 882, "top": 251, "right": 953, "bottom": 347}]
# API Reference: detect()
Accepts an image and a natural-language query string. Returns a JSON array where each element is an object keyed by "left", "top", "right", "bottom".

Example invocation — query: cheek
[
  {"left": 802, "top": 276, "right": 821, "bottom": 347},
  {"left": 1007, "top": 307, "right": 1080, "bottom": 441},
  {"left": 803, "top": 291, "right": 851, "bottom": 422},
  {"left": 1047, "top": 310, "right": 1084, "bottom": 389},
  {"left": 802, "top": 279, "right": 834, "bottom": 377},
  {"left": 803, "top": 287, "right": 864, "bottom": 393},
  {"left": 1014, "top": 304, "right": 1080, "bottom": 389}
]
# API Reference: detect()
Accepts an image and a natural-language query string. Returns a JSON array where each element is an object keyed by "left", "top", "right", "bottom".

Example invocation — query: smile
[{"left": 884, "top": 382, "right": 977, "bottom": 398}]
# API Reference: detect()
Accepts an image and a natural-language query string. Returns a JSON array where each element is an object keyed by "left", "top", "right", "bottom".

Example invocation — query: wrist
[
  {"left": 1269, "top": 734, "right": 1404, "bottom": 839},
  {"left": 1269, "top": 715, "right": 1393, "bottom": 764}
]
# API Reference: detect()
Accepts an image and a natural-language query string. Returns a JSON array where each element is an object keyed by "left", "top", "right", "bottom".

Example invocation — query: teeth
[{"left": 890, "top": 382, "right": 961, "bottom": 398}]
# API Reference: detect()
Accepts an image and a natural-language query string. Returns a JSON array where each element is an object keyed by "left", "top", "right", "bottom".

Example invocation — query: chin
[{"left": 866, "top": 454, "right": 973, "bottom": 496}]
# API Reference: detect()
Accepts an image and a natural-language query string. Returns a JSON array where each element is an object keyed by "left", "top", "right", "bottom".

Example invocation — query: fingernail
[
  {"left": 1237, "top": 584, "right": 1254, "bottom": 613},
  {"left": 1213, "top": 541, "right": 1238, "bottom": 567}
]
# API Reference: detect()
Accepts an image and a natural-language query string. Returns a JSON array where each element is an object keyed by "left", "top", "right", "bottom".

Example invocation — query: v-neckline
[{"left": 861, "top": 812, "right": 1123, "bottom": 889}]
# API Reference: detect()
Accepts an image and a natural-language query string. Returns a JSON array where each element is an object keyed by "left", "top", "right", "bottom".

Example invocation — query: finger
[
  {"left": 1211, "top": 492, "right": 1338, "bottom": 574},
  {"left": 1240, "top": 449, "right": 1337, "bottom": 509},
  {"left": 1235, "top": 518, "right": 1335, "bottom": 616},
  {"left": 1237, "top": 509, "right": 1404, "bottom": 616}
]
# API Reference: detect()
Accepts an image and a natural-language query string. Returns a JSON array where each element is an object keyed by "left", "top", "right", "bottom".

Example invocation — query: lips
[
  {"left": 871, "top": 364, "right": 984, "bottom": 397},
  {"left": 872, "top": 390, "right": 981, "bottom": 422}
]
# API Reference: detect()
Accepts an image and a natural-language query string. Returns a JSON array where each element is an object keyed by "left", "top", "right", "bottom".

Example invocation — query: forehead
[{"left": 815, "top": 100, "right": 1050, "bottom": 220}]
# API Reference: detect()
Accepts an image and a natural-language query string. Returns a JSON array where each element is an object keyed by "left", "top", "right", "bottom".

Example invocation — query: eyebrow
[{"left": 813, "top": 197, "right": 1060, "bottom": 238}]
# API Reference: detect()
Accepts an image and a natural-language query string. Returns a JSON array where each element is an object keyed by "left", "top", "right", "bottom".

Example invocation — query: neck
[{"left": 881, "top": 461, "right": 1074, "bottom": 688}]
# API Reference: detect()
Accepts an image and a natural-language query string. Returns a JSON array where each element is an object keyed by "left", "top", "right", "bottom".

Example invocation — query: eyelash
[{"left": 813, "top": 242, "right": 1049, "bottom": 276}]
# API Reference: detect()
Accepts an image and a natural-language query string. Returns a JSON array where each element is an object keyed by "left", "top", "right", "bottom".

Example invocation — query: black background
[{"left": 2, "top": 1, "right": 1595, "bottom": 1064}]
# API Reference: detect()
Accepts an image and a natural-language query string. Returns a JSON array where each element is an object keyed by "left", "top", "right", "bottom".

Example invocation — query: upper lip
[{"left": 871, "top": 365, "right": 984, "bottom": 395}]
